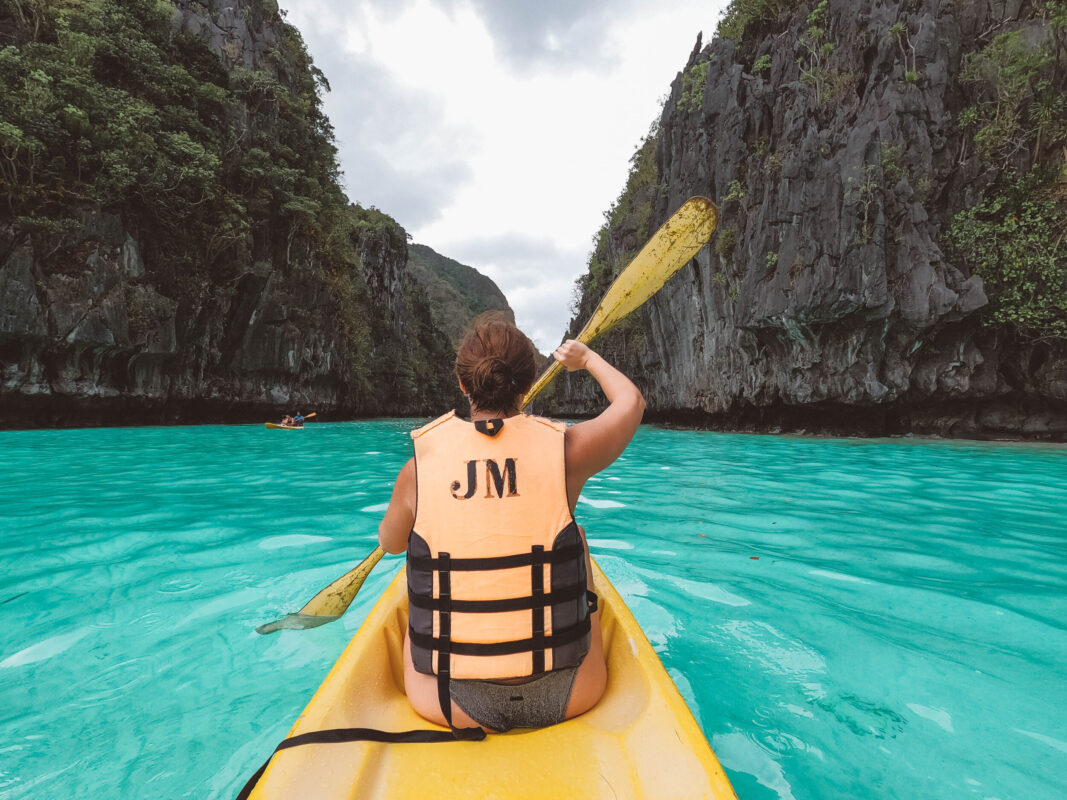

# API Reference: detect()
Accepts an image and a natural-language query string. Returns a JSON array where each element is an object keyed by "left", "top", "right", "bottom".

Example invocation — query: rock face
[
  {"left": 0, "top": 210, "right": 455, "bottom": 426},
  {"left": 0, "top": 0, "right": 464, "bottom": 427},
  {"left": 557, "top": 0, "right": 1067, "bottom": 439}
]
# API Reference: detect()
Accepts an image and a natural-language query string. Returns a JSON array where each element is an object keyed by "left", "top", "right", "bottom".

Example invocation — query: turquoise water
[{"left": 1, "top": 421, "right": 1065, "bottom": 799}]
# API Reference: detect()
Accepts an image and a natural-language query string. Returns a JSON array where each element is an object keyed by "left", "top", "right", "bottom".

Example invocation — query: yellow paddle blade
[
  {"left": 523, "top": 196, "right": 718, "bottom": 406},
  {"left": 256, "top": 546, "right": 385, "bottom": 634}
]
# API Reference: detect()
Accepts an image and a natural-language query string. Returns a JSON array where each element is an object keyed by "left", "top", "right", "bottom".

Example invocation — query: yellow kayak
[
  {"left": 246, "top": 561, "right": 738, "bottom": 799},
  {"left": 264, "top": 423, "right": 303, "bottom": 430}
]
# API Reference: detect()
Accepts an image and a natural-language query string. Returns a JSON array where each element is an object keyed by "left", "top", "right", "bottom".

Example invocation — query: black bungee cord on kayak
[{"left": 234, "top": 726, "right": 484, "bottom": 800}]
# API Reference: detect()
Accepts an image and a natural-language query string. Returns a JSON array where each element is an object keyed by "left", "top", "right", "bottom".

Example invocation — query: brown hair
[{"left": 455, "top": 313, "right": 537, "bottom": 413}]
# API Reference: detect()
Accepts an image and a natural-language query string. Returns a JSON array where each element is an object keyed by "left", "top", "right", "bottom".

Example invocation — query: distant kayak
[
  {"left": 241, "top": 560, "right": 738, "bottom": 799},
  {"left": 264, "top": 423, "right": 303, "bottom": 430}
]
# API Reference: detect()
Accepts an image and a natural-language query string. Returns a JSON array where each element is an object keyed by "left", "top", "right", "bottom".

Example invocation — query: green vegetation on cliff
[
  {"left": 945, "top": 5, "right": 1067, "bottom": 340},
  {"left": 944, "top": 169, "right": 1066, "bottom": 340},
  {"left": 0, "top": 0, "right": 337, "bottom": 284},
  {"left": 716, "top": 0, "right": 801, "bottom": 42},
  {"left": 406, "top": 243, "right": 513, "bottom": 345}
]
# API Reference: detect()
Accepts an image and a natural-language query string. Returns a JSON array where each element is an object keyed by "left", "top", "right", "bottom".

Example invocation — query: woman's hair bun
[
  {"left": 455, "top": 314, "right": 537, "bottom": 412},
  {"left": 472, "top": 355, "right": 509, "bottom": 391}
]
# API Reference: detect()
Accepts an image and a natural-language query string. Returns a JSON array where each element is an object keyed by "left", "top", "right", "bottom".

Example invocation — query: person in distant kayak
[
  {"left": 293, "top": 413, "right": 305, "bottom": 427},
  {"left": 378, "top": 314, "right": 644, "bottom": 733},
  {"left": 281, "top": 415, "right": 295, "bottom": 426}
]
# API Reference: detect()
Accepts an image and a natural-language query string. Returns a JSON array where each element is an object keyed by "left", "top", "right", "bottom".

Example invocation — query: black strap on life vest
[
  {"left": 408, "top": 614, "right": 592, "bottom": 656},
  {"left": 409, "top": 543, "right": 597, "bottom": 664},
  {"left": 531, "top": 545, "right": 546, "bottom": 673},
  {"left": 407, "top": 543, "right": 584, "bottom": 572},
  {"left": 433, "top": 551, "right": 487, "bottom": 740},
  {"left": 437, "top": 551, "right": 455, "bottom": 727},
  {"left": 408, "top": 581, "right": 588, "bottom": 612}
]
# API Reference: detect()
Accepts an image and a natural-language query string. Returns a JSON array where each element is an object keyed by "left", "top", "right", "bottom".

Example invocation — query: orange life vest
[{"left": 407, "top": 411, "right": 595, "bottom": 686}]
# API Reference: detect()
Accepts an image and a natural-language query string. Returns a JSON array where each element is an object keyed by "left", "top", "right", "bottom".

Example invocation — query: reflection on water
[{"left": 0, "top": 422, "right": 1065, "bottom": 799}]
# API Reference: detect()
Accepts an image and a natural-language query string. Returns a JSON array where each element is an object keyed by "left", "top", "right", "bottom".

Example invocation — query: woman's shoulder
[
  {"left": 411, "top": 410, "right": 457, "bottom": 439},
  {"left": 523, "top": 413, "right": 567, "bottom": 434}
]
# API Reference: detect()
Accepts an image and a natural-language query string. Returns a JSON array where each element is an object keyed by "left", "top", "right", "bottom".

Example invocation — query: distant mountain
[{"left": 407, "top": 244, "right": 514, "bottom": 345}]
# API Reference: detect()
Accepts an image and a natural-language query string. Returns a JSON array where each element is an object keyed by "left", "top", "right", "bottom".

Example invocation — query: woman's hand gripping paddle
[
  {"left": 255, "top": 196, "right": 719, "bottom": 634},
  {"left": 522, "top": 196, "right": 718, "bottom": 406}
]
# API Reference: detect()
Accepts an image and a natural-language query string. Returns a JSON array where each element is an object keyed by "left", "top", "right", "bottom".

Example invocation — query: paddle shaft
[{"left": 522, "top": 196, "right": 718, "bottom": 407}]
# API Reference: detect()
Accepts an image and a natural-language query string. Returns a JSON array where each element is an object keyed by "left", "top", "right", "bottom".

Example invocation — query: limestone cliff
[
  {"left": 0, "top": 0, "right": 462, "bottom": 426},
  {"left": 556, "top": 0, "right": 1067, "bottom": 439}
]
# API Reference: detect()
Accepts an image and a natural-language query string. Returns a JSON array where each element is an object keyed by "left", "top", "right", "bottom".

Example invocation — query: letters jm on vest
[{"left": 451, "top": 458, "right": 519, "bottom": 499}]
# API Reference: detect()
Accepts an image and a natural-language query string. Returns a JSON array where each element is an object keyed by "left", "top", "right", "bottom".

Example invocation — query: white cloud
[{"left": 279, "top": 0, "right": 728, "bottom": 351}]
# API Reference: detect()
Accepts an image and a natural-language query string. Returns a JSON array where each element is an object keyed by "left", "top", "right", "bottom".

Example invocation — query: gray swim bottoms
[{"left": 450, "top": 667, "right": 579, "bottom": 732}]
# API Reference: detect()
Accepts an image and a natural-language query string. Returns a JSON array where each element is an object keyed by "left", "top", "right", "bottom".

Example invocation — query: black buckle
[{"left": 474, "top": 418, "right": 504, "bottom": 436}]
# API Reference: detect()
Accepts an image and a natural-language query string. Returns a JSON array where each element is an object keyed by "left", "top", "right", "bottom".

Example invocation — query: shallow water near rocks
[{"left": 1, "top": 421, "right": 1065, "bottom": 799}]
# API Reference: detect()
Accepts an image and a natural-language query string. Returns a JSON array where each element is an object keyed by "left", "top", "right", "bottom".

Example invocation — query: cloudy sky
[{"left": 278, "top": 0, "right": 728, "bottom": 351}]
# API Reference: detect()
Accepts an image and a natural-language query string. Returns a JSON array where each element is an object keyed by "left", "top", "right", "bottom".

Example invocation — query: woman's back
[{"left": 378, "top": 319, "right": 644, "bottom": 732}]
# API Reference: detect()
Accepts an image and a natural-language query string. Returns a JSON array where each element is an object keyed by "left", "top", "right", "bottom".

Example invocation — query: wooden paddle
[{"left": 255, "top": 196, "right": 719, "bottom": 634}]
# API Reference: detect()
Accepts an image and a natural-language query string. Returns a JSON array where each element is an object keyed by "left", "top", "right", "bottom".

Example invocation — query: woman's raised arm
[{"left": 553, "top": 340, "right": 645, "bottom": 500}]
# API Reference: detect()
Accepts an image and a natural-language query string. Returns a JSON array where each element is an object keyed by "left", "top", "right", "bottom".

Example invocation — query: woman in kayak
[{"left": 378, "top": 316, "right": 644, "bottom": 732}]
